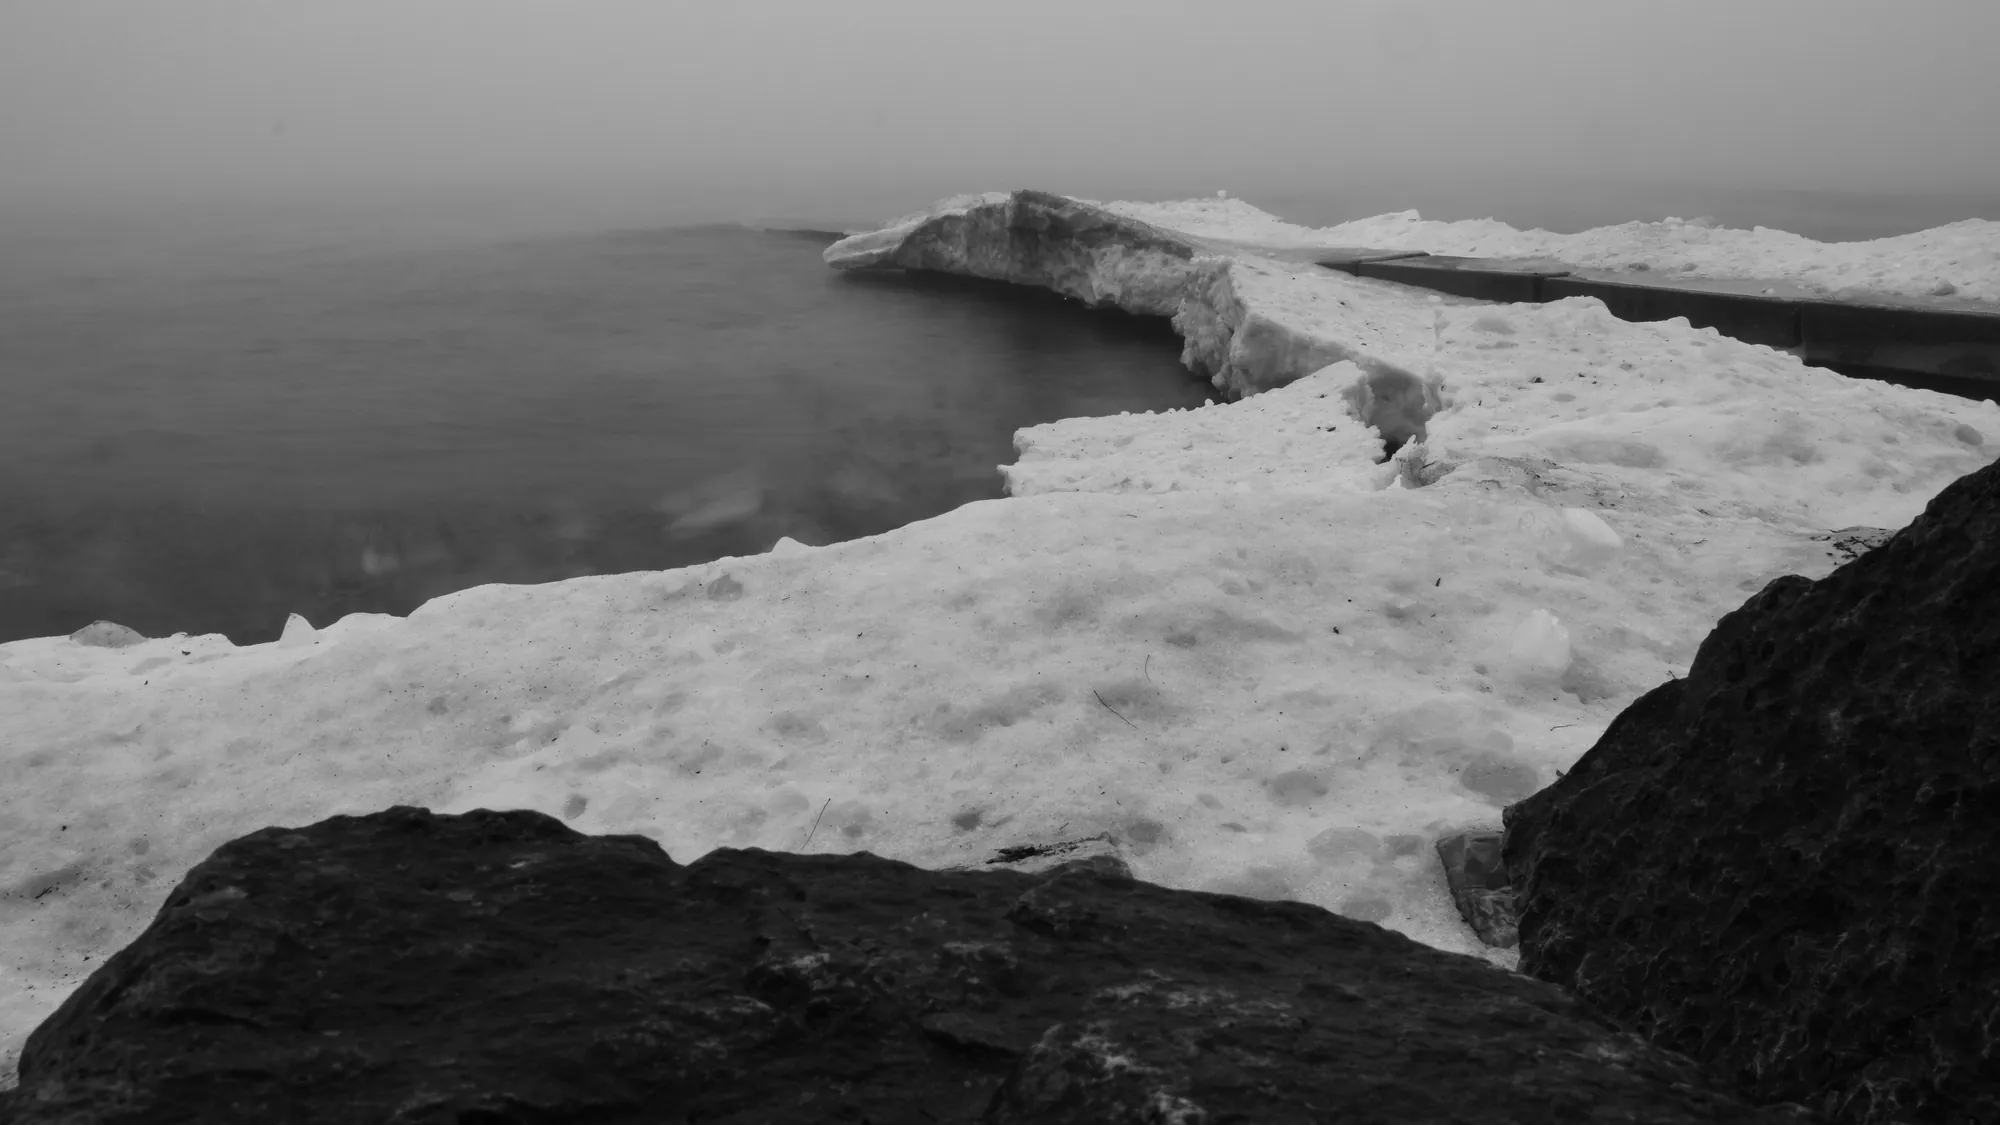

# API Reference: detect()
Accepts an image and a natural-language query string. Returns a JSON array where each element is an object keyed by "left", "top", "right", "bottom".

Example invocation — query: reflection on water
[{"left": 1, "top": 224, "right": 1216, "bottom": 644}]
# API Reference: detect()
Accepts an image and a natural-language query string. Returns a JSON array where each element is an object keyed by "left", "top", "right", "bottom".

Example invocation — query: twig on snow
[
  {"left": 1094, "top": 690, "right": 1138, "bottom": 730},
  {"left": 801, "top": 798, "right": 832, "bottom": 851}
]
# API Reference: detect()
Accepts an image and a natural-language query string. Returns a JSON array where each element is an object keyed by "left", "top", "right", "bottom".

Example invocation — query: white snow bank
[
  {"left": 4, "top": 191, "right": 1998, "bottom": 1084},
  {"left": 1009, "top": 297, "right": 1989, "bottom": 533},
  {"left": 1104, "top": 196, "right": 2000, "bottom": 305}
]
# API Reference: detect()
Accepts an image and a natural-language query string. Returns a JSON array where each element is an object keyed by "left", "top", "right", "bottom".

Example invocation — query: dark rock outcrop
[
  {"left": 4, "top": 806, "right": 1818, "bottom": 1123},
  {"left": 1505, "top": 455, "right": 2000, "bottom": 1123}
]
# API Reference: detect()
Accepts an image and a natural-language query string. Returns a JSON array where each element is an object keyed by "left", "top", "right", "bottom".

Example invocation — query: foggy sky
[{"left": 3, "top": 0, "right": 1995, "bottom": 224}]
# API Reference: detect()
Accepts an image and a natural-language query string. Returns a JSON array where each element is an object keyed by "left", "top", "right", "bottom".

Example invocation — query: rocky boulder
[
  {"left": 4, "top": 806, "right": 1817, "bottom": 1123},
  {"left": 1505, "top": 454, "right": 2000, "bottom": 1123}
]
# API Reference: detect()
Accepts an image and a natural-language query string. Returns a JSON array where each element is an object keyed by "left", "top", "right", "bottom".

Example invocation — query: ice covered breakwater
[
  {"left": 826, "top": 189, "right": 2000, "bottom": 421},
  {"left": 825, "top": 189, "right": 1453, "bottom": 441}
]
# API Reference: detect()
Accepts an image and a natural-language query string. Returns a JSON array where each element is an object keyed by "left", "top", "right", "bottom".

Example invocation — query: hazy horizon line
[{"left": 3, "top": 173, "right": 1996, "bottom": 248}]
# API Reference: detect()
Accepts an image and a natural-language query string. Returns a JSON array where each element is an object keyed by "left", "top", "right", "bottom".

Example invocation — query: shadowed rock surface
[
  {"left": 3, "top": 806, "right": 1818, "bottom": 1124},
  {"left": 1505, "top": 455, "right": 2000, "bottom": 1124}
]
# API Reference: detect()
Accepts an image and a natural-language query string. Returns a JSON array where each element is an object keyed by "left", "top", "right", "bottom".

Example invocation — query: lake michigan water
[
  {"left": 0, "top": 221, "right": 1216, "bottom": 644},
  {"left": 5, "top": 182, "right": 1994, "bottom": 646}
]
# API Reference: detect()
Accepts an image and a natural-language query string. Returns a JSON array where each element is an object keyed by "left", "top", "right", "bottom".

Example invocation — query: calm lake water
[{"left": 0, "top": 222, "right": 1216, "bottom": 644}]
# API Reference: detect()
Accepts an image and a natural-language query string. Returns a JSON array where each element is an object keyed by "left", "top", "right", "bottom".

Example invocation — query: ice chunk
[
  {"left": 1339, "top": 360, "right": 1445, "bottom": 458},
  {"left": 1506, "top": 609, "right": 1572, "bottom": 680},
  {"left": 70, "top": 621, "right": 147, "bottom": 648},
  {"left": 1559, "top": 507, "right": 1623, "bottom": 563},
  {"left": 1522, "top": 506, "right": 1624, "bottom": 572},
  {"left": 277, "top": 613, "right": 316, "bottom": 649}
]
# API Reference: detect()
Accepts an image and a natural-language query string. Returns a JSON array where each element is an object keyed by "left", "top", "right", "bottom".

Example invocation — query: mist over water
[{"left": 8, "top": 172, "right": 1997, "bottom": 256}]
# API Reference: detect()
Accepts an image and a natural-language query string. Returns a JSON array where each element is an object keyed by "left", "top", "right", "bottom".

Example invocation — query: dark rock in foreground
[
  {"left": 1506, "top": 454, "right": 2000, "bottom": 1124},
  {"left": 5, "top": 807, "right": 1815, "bottom": 1124}
]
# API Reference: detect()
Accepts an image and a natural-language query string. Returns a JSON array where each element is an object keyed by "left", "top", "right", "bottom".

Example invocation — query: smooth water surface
[{"left": 0, "top": 223, "right": 1216, "bottom": 643}]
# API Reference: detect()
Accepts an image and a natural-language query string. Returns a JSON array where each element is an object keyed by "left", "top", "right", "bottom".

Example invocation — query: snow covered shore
[
  {"left": 1106, "top": 195, "right": 2000, "bottom": 305},
  {"left": 3, "top": 190, "right": 1997, "bottom": 1083}
]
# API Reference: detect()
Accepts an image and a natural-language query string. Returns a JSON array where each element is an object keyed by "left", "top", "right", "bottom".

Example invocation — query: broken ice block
[
  {"left": 277, "top": 613, "right": 316, "bottom": 649},
  {"left": 1507, "top": 609, "right": 1572, "bottom": 680},
  {"left": 1559, "top": 507, "right": 1623, "bottom": 565},
  {"left": 70, "top": 621, "right": 147, "bottom": 648}
]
